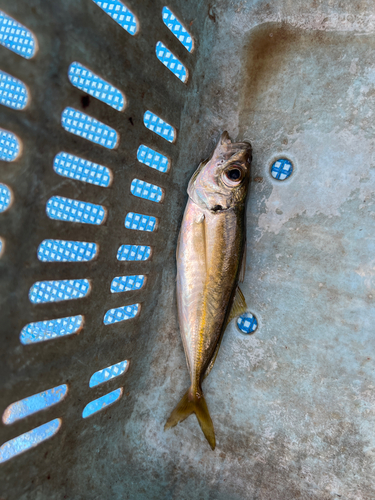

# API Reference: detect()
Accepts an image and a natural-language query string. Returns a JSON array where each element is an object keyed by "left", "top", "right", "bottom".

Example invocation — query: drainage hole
[
  {"left": 270, "top": 158, "right": 293, "bottom": 181},
  {"left": 237, "top": 313, "right": 258, "bottom": 334}
]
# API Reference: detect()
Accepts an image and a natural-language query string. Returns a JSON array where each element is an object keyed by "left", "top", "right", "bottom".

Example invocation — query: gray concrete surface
[{"left": 1, "top": 0, "right": 375, "bottom": 499}]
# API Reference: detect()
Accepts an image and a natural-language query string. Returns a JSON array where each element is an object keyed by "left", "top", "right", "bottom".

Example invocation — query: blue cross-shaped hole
[{"left": 271, "top": 158, "right": 293, "bottom": 181}]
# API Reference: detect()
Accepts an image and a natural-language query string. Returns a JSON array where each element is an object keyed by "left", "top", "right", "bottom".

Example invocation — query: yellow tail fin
[{"left": 164, "top": 388, "right": 216, "bottom": 450}]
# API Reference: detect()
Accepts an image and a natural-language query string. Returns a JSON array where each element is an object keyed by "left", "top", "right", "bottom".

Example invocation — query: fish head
[{"left": 188, "top": 132, "right": 252, "bottom": 212}]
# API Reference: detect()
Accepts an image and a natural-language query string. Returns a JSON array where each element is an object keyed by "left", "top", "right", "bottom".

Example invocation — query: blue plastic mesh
[
  {"left": 68, "top": 62, "right": 125, "bottom": 111},
  {"left": 53, "top": 152, "right": 111, "bottom": 187},
  {"left": 29, "top": 279, "right": 90, "bottom": 304},
  {"left": 0, "top": 183, "right": 11, "bottom": 212},
  {"left": 82, "top": 388, "right": 122, "bottom": 418},
  {"left": 0, "top": 419, "right": 61, "bottom": 464},
  {"left": 0, "top": 129, "right": 20, "bottom": 161},
  {"left": 3, "top": 385, "right": 68, "bottom": 425},
  {"left": 271, "top": 159, "right": 293, "bottom": 180},
  {"left": 110, "top": 275, "right": 145, "bottom": 293},
  {"left": 103, "top": 303, "right": 139, "bottom": 325},
  {"left": 237, "top": 313, "right": 258, "bottom": 334},
  {"left": 0, "top": 70, "right": 28, "bottom": 110},
  {"left": 38, "top": 239, "right": 98, "bottom": 263},
  {"left": 162, "top": 6, "right": 193, "bottom": 52},
  {"left": 130, "top": 178, "right": 163, "bottom": 203},
  {"left": 125, "top": 212, "right": 156, "bottom": 232},
  {"left": 143, "top": 111, "right": 175, "bottom": 143},
  {"left": 137, "top": 145, "right": 169, "bottom": 173},
  {"left": 0, "top": 238, "right": 3, "bottom": 257},
  {"left": 117, "top": 244, "right": 151, "bottom": 261},
  {"left": 61, "top": 107, "right": 118, "bottom": 149},
  {"left": 20, "top": 315, "right": 83, "bottom": 344},
  {"left": 89, "top": 360, "right": 128, "bottom": 388},
  {"left": 46, "top": 196, "right": 106, "bottom": 225},
  {"left": 156, "top": 41, "right": 187, "bottom": 82},
  {"left": 91, "top": 0, "right": 137, "bottom": 35},
  {"left": 0, "top": 11, "right": 36, "bottom": 59}
]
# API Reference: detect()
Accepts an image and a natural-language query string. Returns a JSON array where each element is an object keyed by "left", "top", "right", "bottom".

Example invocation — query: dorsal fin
[
  {"left": 227, "top": 286, "right": 247, "bottom": 325},
  {"left": 204, "top": 287, "right": 247, "bottom": 379}
]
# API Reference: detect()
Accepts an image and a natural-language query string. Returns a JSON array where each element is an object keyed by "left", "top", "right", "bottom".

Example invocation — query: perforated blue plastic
[
  {"left": 0, "top": 183, "right": 11, "bottom": 212},
  {"left": 38, "top": 239, "right": 98, "bottom": 263},
  {"left": 110, "top": 275, "right": 145, "bottom": 293},
  {"left": 155, "top": 41, "right": 187, "bottom": 82},
  {"left": 61, "top": 107, "right": 118, "bottom": 149},
  {"left": 117, "top": 244, "right": 151, "bottom": 261},
  {"left": 91, "top": 0, "right": 137, "bottom": 35},
  {"left": 0, "top": 11, "right": 36, "bottom": 59},
  {"left": 125, "top": 212, "right": 156, "bottom": 231},
  {"left": 103, "top": 303, "right": 139, "bottom": 325},
  {"left": 0, "top": 129, "right": 20, "bottom": 161},
  {"left": 46, "top": 196, "right": 106, "bottom": 225},
  {"left": 130, "top": 178, "right": 163, "bottom": 203},
  {"left": 82, "top": 388, "right": 122, "bottom": 418},
  {"left": 20, "top": 316, "right": 83, "bottom": 344},
  {"left": 237, "top": 313, "right": 258, "bottom": 334},
  {"left": 53, "top": 152, "right": 111, "bottom": 187},
  {"left": 0, "top": 70, "right": 28, "bottom": 110},
  {"left": 137, "top": 145, "right": 169, "bottom": 173},
  {"left": 143, "top": 111, "right": 175, "bottom": 143},
  {"left": 0, "top": 419, "right": 61, "bottom": 464},
  {"left": 271, "top": 158, "right": 293, "bottom": 180},
  {"left": 89, "top": 360, "right": 128, "bottom": 388},
  {"left": 162, "top": 6, "right": 193, "bottom": 52},
  {"left": 29, "top": 279, "right": 90, "bottom": 304},
  {"left": 68, "top": 62, "right": 125, "bottom": 111},
  {"left": 3, "top": 385, "right": 68, "bottom": 425}
]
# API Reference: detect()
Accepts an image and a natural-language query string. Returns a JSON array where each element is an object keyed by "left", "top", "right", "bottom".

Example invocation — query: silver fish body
[
  {"left": 165, "top": 132, "right": 252, "bottom": 450},
  {"left": 177, "top": 200, "right": 245, "bottom": 387}
]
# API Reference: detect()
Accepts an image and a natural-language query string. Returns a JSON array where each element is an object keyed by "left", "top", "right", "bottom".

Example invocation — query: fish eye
[
  {"left": 227, "top": 168, "right": 241, "bottom": 180},
  {"left": 223, "top": 165, "right": 244, "bottom": 186}
]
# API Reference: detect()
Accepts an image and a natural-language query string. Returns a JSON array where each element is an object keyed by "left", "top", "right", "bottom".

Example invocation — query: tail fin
[{"left": 164, "top": 388, "right": 216, "bottom": 450}]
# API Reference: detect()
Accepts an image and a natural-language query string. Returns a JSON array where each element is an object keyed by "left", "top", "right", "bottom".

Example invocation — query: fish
[{"left": 165, "top": 131, "right": 252, "bottom": 450}]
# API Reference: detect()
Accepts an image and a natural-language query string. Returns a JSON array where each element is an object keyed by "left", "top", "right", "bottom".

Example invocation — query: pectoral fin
[{"left": 204, "top": 287, "right": 247, "bottom": 379}]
